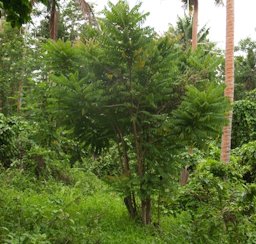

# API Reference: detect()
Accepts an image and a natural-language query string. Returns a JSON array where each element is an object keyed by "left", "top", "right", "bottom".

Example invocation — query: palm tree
[
  {"left": 168, "top": 13, "right": 210, "bottom": 49},
  {"left": 75, "top": 0, "right": 98, "bottom": 29},
  {"left": 49, "top": 0, "right": 58, "bottom": 40},
  {"left": 181, "top": 0, "right": 223, "bottom": 50},
  {"left": 31, "top": 0, "right": 59, "bottom": 40},
  {"left": 220, "top": 0, "right": 234, "bottom": 162},
  {"left": 48, "top": 0, "right": 98, "bottom": 40}
]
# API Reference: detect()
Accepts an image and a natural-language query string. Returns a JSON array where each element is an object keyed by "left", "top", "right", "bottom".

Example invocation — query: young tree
[
  {"left": 234, "top": 38, "right": 256, "bottom": 100},
  {"left": 46, "top": 1, "right": 229, "bottom": 225},
  {"left": 0, "top": 22, "right": 28, "bottom": 114}
]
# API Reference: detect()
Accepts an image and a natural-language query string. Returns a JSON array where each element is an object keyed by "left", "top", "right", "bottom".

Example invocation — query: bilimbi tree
[{"left": 46, "top": 1, "right": 229, "bottom": 225}]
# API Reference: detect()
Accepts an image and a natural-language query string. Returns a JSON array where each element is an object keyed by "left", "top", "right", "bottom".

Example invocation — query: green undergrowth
[{"left": 0, "top": 168, "right": 168, "bottom": 244}]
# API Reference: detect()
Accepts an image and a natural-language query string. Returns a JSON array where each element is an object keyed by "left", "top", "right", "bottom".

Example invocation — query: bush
[
  {"left": 170, "top": 159, "right": 256, "bottom": 243},
  {"left": 234, "top": 141, "right": 256, "bottom": 183},
  {"left": 0, "top": 113, "right": 18, "bottom": 167},
  {"left": 232, "top": 99, "right": 256, "bottom": 148}
]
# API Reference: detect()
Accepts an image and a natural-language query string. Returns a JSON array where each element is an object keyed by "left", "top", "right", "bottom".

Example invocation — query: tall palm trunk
[
  {"left": 49, "top": 0, "right": 58, "bottom": 40},
  {"left": 220, "top": 0, "right": 234, "bottom": 162},
  {"left": 191, "top": 0, "right": 198, "bottom": 50}
]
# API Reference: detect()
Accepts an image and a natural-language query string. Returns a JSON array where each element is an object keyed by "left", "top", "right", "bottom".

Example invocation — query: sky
[{"left": 91, "top": 0, "right": 256, "bottom": 49}]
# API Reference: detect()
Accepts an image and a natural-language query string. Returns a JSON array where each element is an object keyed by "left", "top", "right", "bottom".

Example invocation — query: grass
[{"left": 0, "top": 168, "right": 168, "bottom": 243}]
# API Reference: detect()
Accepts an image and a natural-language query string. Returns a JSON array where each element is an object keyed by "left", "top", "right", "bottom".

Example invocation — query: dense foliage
[
  {"left": 0, "top": 0, "right": 47, "bottom": 27},
  {"left": 42, "top": 1, "right": 229, "bottom": 224}
]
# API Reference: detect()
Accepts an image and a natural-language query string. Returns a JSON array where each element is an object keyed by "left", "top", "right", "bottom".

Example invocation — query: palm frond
[{"left": 75, "top": 0, "right": 99, "bottom": 28}]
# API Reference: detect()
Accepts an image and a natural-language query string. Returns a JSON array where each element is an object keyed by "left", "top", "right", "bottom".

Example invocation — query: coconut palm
[
  {"left": 31, "top": 0, "right": 59, "bottom": 40},
  {"left": 48, "top": 0, "right": 58, "bottom": 40},
  {"left": 168, "top": 13, "right": 210, "bottom": 49},
  {"left": 49, "top": 0, "right": 97, "bottom": 40},
  {"left": 220, "top": 0, "right": 234, "bottom": 162},
  {"left": 75, "top": 0, "right": 98, "bottom": 29},
  {"left": 181, "top": 0, "right": 223, "bottom": 50}
]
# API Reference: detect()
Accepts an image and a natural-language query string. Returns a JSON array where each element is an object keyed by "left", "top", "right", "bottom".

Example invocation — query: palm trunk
[
  {"left": 191, "top": 0, "right": 198, "bottom": 50},
  {"left": 50, "top": 0, "right": 58, "bottom": 40},
  {"left": 220, "top": 0, "right": 234, "bottom": 162}
]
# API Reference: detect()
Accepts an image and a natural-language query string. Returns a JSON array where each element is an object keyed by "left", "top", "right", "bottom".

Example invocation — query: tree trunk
[
  {"left": 179, "top": 147, "right": 193, "bottom": 185},
  {"left": 192, "top": 0, "right": 198, "bottom": 50},
  {"left": 141, "top": 197, "right": 151, "bottom": 225},
  {"left": 0, "top": 97, "right": 2, "bottom": 113},
  {"left": 50, "top": 0, "right": 58, "bottom": 40},
  {"left": 17, "top": 79, "right": 23, "bottom": 112},
  {"left": 0, "top": 17, "right": 3, "bottom": 113},
  {"left": 115, "top": 126, "right": 137, "bottom": 219},
  {"left": 124, "top": 193, "right": 137, "bottom": 219},
  {"left": 122, "top": 150, "right": 137, "bottom": 219},
  {"left": 180, "top": 166, "right": 189, "bottom": 185},
  {"left": 131, "top": 120, "right": 152, "bottom": 224},
  {"left": 220, "top": 0, "right": 234, "bottom": 163}
]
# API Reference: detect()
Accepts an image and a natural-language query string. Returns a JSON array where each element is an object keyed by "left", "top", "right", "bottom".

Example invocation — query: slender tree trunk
[
  {"left": 179, "top": 146, "right": 193, "bottom": 185},
  {"left": 180, "top": 166, "right": 189, "bottom": 185},
  {"left": 0, "top": 17, "right": 3, "bottom": 112},
  {"left": 0, "top": 96, "right": 2, "bottom": 113},
  {"left": 141, "top": 197, "right": 151, "bottom": 225},
  {"left": 220, "top": 0, "right": 234, "bottom": 163},
  {"left": 17, "top": 79, "right": 23, "bottom": 112},
  {"left": 131, "top": 120, "right": 151, "bottom": 224},
  {"left": 50, "top": 0, "right": 58, "bottom": 40},
  {"left": 115, "top": 126, "right": 137, "bottom": 219},
  {"left": 192, "top": 0, "right": 198, "bottom": 50},
  {"left": 0, "top": 16, "right": 3, "bottom": 32},
  {"left": 121, "top": 143, "right": 137, "bottom": 219}
]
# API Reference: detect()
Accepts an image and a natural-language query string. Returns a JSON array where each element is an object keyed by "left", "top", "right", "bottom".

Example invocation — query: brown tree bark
[
  {"left": 49, "top": 0, "right": 58, "bottom": 40},
  {"left": 220, "top": 0, "right": 234, "bottom": 163}
]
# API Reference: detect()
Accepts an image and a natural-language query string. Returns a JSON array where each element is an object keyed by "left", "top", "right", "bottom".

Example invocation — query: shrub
[{"left": 171, "top": 159, "right": 256, "bottom": 243}]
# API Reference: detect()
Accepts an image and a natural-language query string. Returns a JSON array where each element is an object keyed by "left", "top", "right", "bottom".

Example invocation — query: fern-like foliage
[{"left": 172, "top": 84, "right": 229, "bottom": 148}]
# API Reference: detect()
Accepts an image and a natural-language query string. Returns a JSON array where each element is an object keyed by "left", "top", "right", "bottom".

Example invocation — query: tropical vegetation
[{"left": 0, "top": 0, "right": 255, "bottom": 243}]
